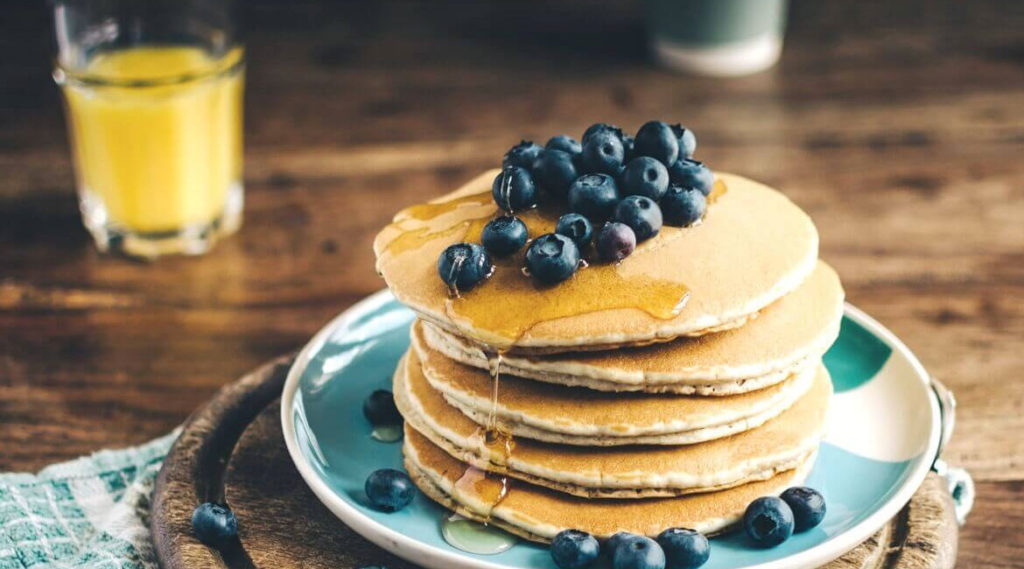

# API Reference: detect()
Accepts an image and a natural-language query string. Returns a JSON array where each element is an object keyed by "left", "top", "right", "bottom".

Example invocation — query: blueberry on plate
[
  {"left": 481, "top": 216, "right": 528, "bottom": 256},
  {"left": 595, "top": 222, "right": 637, "bottom": 263},
  {"left": 634, "top": 121, "right": 680, "bottom": 166},
  {"left": 660, "top": 186, "right": 706, "bottom": 227},
  {"left": 525, "top": 233, "right": 581, "bottom": 285},
  {"left": 582, "top": 122, "right": 624, "bottom": 145},
  {"left": 546, "top": 135, "right": 583, "bottom": 156},
  {"left": 780, "top": 487, "right": 827, "bottom": 532},
  {"left": 191, "top": 502, "right": 238, "bottom": 546},
  {"left": 581, "top": 130, "right": 626, "bottom": 175},
  {"left": 667, "top": 159, "right": 713, "bottom": 196},
  {"left": 502, "top": 140, "right": 544, "bottom": 171},
  {"left": 621, "top": 156, "right": 670, "bottom": 200},
  {"left": 743, "top": 496, "right": 795, "bottom": 547},
  {"left": 621, "top": 134, "right": 635, "bottom": 161},
  {"left": 614, "top": 195, "right": 662, "bottom": 242},
  {"left": 437, "top": 243, "right": 493, "bottom": 292},
  {"left": 492, "top": 166, "right": 538, "bottom": 212},
  {"left": 555, "top": 213, "right": 594, "bottom": 249},
  {"left": 670, "top": 124, "right": 697, "bottom": 159},
  {"left": 612, "top": 535, "right": 666, "bottom": 569},
  {"left": 656, "top": 528, "right": 710, "bottom": 569},
  {"left": 362, "top": 389, "right": 401, "bottom": 425},
  {"left": 550, "top": 529, "right": 601, "bottom": 569},
  {"left": 365, "top": 468, "right": 416, "bottom": 512},
  {"left": 568, "top": 173, "right": 620, "bottom": 220},
  {"left": 533, "top": 149, "right": 579, "bottom": 199}
]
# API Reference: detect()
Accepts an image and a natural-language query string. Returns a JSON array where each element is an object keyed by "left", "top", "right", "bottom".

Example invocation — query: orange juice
[{"left": 61, "top": 46, "right": 244, "bottom": 234}]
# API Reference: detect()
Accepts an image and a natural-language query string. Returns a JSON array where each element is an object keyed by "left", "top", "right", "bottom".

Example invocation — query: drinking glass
[{"left": 52, "top": 0, "right": 245, "bottom": 258}]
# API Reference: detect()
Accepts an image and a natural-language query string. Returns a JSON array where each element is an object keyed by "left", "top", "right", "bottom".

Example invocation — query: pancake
[
  {"left": 394, "top": 352, "right": 831, "bottom": 497},
  {"left": 412, "top": 327, "right": 818, "bottom": 445},
  {"left": 404, "top": 426, "right": 816, "bottom": 542},
  {"left": 421, "top": 261, "right": 844, "bottom": 394},
  {"left": 373, "top": 170, "right": 818, "bottom": 353}
]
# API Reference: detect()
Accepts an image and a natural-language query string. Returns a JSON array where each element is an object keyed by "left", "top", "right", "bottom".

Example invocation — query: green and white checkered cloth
[{"left": 0, "top": 431, "right": 179, "bottom": 569}]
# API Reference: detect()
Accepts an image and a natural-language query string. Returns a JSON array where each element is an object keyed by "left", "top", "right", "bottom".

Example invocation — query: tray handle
[{"left": 929, "top": 375, "right": 974, "bottom": 525}]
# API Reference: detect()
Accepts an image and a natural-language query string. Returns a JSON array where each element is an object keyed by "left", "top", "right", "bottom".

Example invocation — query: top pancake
[{"left": 373, "top": 170, "right": 818, "bottom": 352}]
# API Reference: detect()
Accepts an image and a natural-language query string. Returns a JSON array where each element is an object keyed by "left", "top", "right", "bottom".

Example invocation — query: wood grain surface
[
  {"left": 1, "top": 0, "right": 1022, "bottom": 567},
  {"left": 152, "top": 358, "right": 958, "bottom": 569}
]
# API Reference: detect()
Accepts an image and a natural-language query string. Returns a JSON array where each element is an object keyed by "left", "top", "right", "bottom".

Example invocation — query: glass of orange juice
[{"left": 52, "top": 0, "right": 244, "bottom": 258}]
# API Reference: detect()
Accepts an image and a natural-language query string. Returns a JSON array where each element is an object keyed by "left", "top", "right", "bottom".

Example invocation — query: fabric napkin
[{"left": 0, "top": 431, "right": 179, "bottom": 569}]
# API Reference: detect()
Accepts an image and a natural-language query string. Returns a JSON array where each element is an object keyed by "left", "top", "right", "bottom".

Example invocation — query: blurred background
[{"left": 1, "top": 1, "right": 1022, "bottom": 565}]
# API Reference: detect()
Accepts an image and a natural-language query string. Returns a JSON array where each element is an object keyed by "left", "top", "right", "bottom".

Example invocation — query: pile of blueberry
[
  {"left": 548, "top": 486, "right": 826, "bottom": 569},
  {"left": 552, "top": 528, "right": 709, "bottom": 569},
  {"left": 438, "top": 121, "right": 715, "bottom": 291},
  {"left": 743, "top": 486, "right": 827, "bottom": 548}
]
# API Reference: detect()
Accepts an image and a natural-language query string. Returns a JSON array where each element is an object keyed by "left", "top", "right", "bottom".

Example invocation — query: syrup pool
[{"left": 441, "top": 513, "right": 518, "bottom": 555}]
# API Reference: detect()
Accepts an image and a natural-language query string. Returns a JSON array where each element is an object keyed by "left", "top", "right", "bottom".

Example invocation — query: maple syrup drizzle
[
  {"left": 446, "top": 251, "right": 466, "bottom": 298},
  {"left": 497, "top": 167, "right": 513, "bottom": 212},
  {"left": 453, "top": 348, "right": 514, "bottom": 521},
  {"left": 485, "top": 349, "right": 503, "bottom": 433}
]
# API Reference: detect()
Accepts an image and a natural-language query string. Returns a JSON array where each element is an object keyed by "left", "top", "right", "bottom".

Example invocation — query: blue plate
[{"left": 282, "top": 291, "right": 941, "bottom": 569}]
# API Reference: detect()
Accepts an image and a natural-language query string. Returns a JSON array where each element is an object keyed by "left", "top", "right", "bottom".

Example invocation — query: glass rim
[{"left": 53, "top": 47, "right": 245, "bottom": 88}]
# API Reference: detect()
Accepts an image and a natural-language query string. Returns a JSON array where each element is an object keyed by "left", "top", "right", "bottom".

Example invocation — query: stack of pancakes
[{"left": 373, "top": 170, "right": 844, "bottom": 542}]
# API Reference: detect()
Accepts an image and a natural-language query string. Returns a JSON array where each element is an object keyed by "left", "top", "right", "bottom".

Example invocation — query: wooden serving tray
[{"left": 151, "top": 358, "right": 959, "bottom": 569}]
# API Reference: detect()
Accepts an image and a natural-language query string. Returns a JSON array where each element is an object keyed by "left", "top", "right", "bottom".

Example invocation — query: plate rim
[{"left": 280, "top": 291, "right": 942, "bottom": 569}]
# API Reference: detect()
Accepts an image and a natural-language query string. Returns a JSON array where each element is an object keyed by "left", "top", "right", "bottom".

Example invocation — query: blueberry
[
  {"left": 595, "top": 222, "right": 636, "bottom": 263},
  {"left": 581, "top": 130, "right": 626, "bottom": 175},
  {"left": 547, "top": 135, "right": 583, "bottom": 156},
  {"left": 491, "top": 166, "right": 538, "bottom": 212},
  {"left": 437, "top": 243, "right": 493, "bottom": 292},
  {"left": 656, "top": 528, "right": 710, "bottom": 569},
  {"left": 582, "top": 122, "right": 624, "bottom": 145},
  {"left": 555, "top": 213, "right": 593, "bottom": 249},
  {"left": 533, "top": 149, "right": 579, "bottom": 199},
  {"left": 614, "top": 196, "right": 662, "bottom": 242},
  {"left": 363, "top": 390, "right": 401, "bottom": 426},
  {"left": 354, "top": 566, "right": 387, "bottom": 569},
  {"left": 781, "top": 487, "right": 827, "bottom": 532},
  {"left": 660, "top": 186, "right": 706, "bottom": 227},
  {"left": 612, "top": 535, "right": 666, "bottom": 569},
  {"left": 503, "top": 140, "right": 544, "bottom": 171},
  {"left": 667, "top": 159, "right": 713, "bottom": 196},
  {"left": 621, "top": 157, "right": 670, "bottom": 200},
  {"left": 568, "top": 173, "right": 620, "bottom": 220},
  {"left": 365, "top": 468, "right": 415, "bottom": 512},
  {"left": 621, "top": 134, "right": 636, "bottom": 161},
  {"left": 191, "top": 502, "right": 238, "bottom": 546},
  {"left": 481, "top": 216, "right": 528, "bottom": 256},
  {"left": 603, "top": 532, "right": 636, "bottom": 559},
  {"left": 743, "top": 496, "right": 795, "bottom": 547},
  {"left": 670, "top": 124, "right": 697, "bottom": 159},
  {"left": 634, "top": 121, "right": 680, "bottom": 166},
  {"left": 525, "top": 233, "right": 580, "bottom": 284},
  {"left": 550, "top": 529, "right": 601, "bottom": 569}
]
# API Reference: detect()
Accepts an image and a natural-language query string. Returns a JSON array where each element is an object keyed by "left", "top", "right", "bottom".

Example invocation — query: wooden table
[{"left": 1, "top": 1, "right": 1021, "bottom": 567}]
